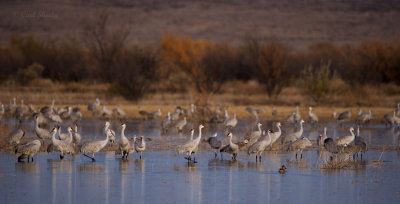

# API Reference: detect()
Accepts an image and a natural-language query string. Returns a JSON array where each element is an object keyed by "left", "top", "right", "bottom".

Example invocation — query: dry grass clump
[{"left": 320, "top": 160, "right": 354, "bottom": 169}]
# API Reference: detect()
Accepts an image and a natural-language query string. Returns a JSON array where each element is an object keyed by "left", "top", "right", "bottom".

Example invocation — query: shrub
[
  {"left": 257, "top": 42, "right": 290, "bottom": 97},
  {"left": 160, "top": 34, "right": 224, "bottom": 106},
  {"left": 109, "top": 47, "right": 159, "bottom": 100},
  {"left": 299, "top": 61, "right": 339, "bottom": 103},
  {"left": 16, "top": 63, "right": 44, "bottom": 85},
  {"left": 238, "top": 37, "right": 291, "bottom": 98}
]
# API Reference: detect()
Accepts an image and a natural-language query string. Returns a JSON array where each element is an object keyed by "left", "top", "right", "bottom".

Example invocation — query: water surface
[{"left": 1, "top": 119, "right": 400, "bottom": 203}]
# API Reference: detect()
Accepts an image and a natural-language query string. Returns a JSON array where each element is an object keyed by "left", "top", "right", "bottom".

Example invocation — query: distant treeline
[{"left": 0, "top": 34, "right": 399, "bottom": 102}]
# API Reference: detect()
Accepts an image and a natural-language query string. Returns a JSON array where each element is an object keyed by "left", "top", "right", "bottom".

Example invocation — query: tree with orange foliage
[
  {"left": 257, "top": 42, "right": 289, "bottom": 97},
  {"left": 241, "top": 37, "right": 290, "bottom": 98},
  {"left": 160, "top": 35, "right": 235, "bottom": 107}
]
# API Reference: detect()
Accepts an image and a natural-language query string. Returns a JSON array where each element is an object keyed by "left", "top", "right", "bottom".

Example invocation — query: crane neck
[{"left": 196, "top": 126, "right": 203, "bottom": 141}]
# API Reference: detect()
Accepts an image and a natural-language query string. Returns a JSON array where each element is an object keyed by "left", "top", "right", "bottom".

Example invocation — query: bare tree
[{"left": 82, "top": 10, "right": 131, "bottom": 81}]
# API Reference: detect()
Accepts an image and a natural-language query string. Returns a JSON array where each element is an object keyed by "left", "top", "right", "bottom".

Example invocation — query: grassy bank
[{"left": 0, "top": 80, "right": 398, "bottom": 121}]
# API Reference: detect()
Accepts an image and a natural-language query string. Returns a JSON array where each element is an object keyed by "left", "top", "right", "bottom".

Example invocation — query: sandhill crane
[
  {"left": 57, "top": 127, "right": 71, "bottom": 142},
  {"left": 161, "top": 112, "right": 171, "bottom": 133},
  {"left": 248, "top": 129, "right": 272, "bottom": 162},
  {"left": 355, "top": 109, "right": 375, "bottom": 125},
  {"left": 208, "top": 133, "right": 222, "bottom": 158},
  {"left": 186, "top": 129, "right": 197, "bottom": 157},
  {"left": 323, "top": 137, "right": 342, "bottom": 161},
  {"left": 283, "top": 119, "right": 305, "bottom": 143},
  {"left": 224, "top": 112, "right": 237, "bottom": 129},
  {"left": 15, "top": 139, "right": 41, "bottom": 162},
  {"left": 383, "top": 112, "right": 394, "bottom": 127},
  {"left": 100, "top": 105, "right": 113, "bottom": 118},
  {"left": 284, "top": 105, "right": 301, "bottom": 123},
  {"left": 13, "top": 99, "right": 27, "bottom": 121},
  {"left": 72, "top": 124, "right": 81, "bottom": 146},
  {"left": 288, "top": 137, "right": 312, "bottom": 159},
  {"left": 71, "top": 106, "right": 83, "bottom": 122},
  {"left": 246, "top": 106, "right": 265, "bottom": 120},
  {"left": 171, "top": 107, "right": 182, "bottom": 121},
  {"left": 336, "top": 127, "right": 355, "bottom": 146},
  {"left": 237, "top": 139, "right": 249, "bottom": 150},
  {"left": 80, "top": 122, "right": 112, "bottom": 161},
  {"left": 244, "top": 122, "right": 262, "bottom": 146},
  {"left": 60, "top": 106, "right": 72, "bottom": 120},
  {"left": 104, "top": 122, "right": 116, "bottom": 144},
  {"left": 383, "top": 111, "right": 400, "bottom": 128},
  {"left": 34, "top": 115, "right": 51, "bottom": 140},
  {"left": 308, "top": 106, "right": 318, "bottom": 123},
  {"left": 5, "top": 97, "right": 16, "bottom": 113},
  {"left": 220, "top": 132, "right": 240, "bottom": 160},
  {"left": 134, "top": 136, "right": 146, "bottom": 159},
  {"left": 270, "top": 122, "right": 282, "bottom": 145},
  {"left": 33, "top": 113, "right": 48, "bottom": 127},
  {"left": 294, "top": 105, "right": 301, "bottom": 122},
  {"left": 118, "top": 123, "right": 131, "bottom": 159},
  {"left": 28, "top": 104, "right": 37, "bottom": 113},
  {"left": 88, "top": 98, "right": 100, "bottom": 111},
  {"left": 175, "top": 124, "right": 204, "bottom": 162},
  {"left": 49, "top": 127, "right": 75, "bottom": 159},
  {"left": 394, "top": 114, "right": 400, "bottom": 127},
  {"left": 40, "top": 99, "right": 54, "bottom": 116},
  {"left": 222, "top": 108, "right": 229, "bottom": 122},
  {"left": 48, "top": 112, "right": 63, "bottom": 123},
  {"left": 59, "top": 126, "right": 73, "bottom": 144},
  {"left": 284, "top": 112, "right": 296, "bottom": 123},
  {"left": 209, "top": 104, "right": 223, "bottom": 123},
  {"left": 183, "top": 104, "right": 196, "bottom": 117},
  {"left": 138, "top": 106, "right": 148, "bottom": 119},
  {"left": 353, "top": 126, "right": 367, "bottom": 160},
  {"left": 333, "top": 111, "right": 352, "bottom": 124},
  {"left": 323, "top": 138, "right": 340, "bottom": 154},
  {"left": 174, "top": 117, "right": 187, "bottom": 133},
  {"left": 112, "top": 105, "right": 126, "bottom": 118},
  {"left": 8, "top": 121, "right": 25, "bottom": 145},
  {"left": 317, "top": 127, "right": 328, "bottom": 146},
  {"left": 148, "top": 109, "right": 162, "bottom": 120}
]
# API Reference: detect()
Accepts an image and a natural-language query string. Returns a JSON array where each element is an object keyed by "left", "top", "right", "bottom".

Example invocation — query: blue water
[
  {"left": 0, "top": 149, "right": 399, "bottom": 204},
  {"left": 1, "top": 118, "right": 400, "bottom": 203}
]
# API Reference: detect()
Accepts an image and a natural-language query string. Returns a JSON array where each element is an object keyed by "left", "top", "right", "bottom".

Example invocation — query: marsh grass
[{"left": 0, "top": 78, "right": 399, "bottom": 123}]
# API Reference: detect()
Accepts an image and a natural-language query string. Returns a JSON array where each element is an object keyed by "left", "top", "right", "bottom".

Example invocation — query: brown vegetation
[
  {"left": 0, "top": 1, "right": 400, "bottom": 109},
  {"left": 1, "top": 34, "right": 400, "bottom": 106}
]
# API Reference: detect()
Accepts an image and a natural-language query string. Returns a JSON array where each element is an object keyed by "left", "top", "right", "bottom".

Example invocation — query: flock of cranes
[{"left": 1, "top": 98, "right": 400, "bottom": 166}]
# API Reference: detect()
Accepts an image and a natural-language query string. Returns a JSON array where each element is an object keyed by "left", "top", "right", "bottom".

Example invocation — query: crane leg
[{"left": 83, "top": 153, "right": 96, "bottom": 162}]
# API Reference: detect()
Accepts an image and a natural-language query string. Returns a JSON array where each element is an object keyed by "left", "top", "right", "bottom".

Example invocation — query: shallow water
[
  {"left": 2, "top": 118, "right": 400, "bottom": 203},
  {"left": 4, "top": 118, "right": 400, "bottom": 148},
  {"left": 1, "top": 150, "right": 400, "bottom": 203}
]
